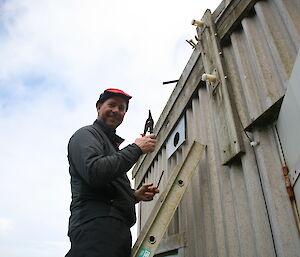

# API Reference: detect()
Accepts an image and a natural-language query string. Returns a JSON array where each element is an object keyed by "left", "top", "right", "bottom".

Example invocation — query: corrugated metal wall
[{"left": 132, "top": 0, "right": 300, "bottom": 256}]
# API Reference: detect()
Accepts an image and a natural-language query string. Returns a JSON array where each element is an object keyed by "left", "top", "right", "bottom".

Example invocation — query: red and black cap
[{"left": 96, "top": 88, "right": 132, "bottom": 110}]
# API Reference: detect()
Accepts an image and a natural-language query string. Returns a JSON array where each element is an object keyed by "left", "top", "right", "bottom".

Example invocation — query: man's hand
[
  {"left": 135, "top": 134, "right": 156, "bottom": 153},
  {"left": 134, "top": 183, "right": 159, "bottom": 202}
]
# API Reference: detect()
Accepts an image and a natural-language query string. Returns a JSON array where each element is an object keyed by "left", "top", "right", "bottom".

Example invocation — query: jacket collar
[{"left": 93, "top": 119, "right": 124, "bottom": 147}]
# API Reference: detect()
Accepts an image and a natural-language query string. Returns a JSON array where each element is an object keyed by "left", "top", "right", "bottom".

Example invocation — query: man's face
[{"left": 97, "top": 96, "right": 127, "bottom": 129}]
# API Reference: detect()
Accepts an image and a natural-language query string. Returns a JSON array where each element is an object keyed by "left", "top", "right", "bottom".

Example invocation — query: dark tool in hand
[{"left": 141, "top": 110, "right": 154, "bottom": 137}]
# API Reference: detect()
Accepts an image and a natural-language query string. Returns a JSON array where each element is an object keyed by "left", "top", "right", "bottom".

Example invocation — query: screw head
[
  {"left": 178, "top": 179, "right": 184, "bottom": 187},
  {"left": 149, "top": 235, "right": 156, "bottom": 244}
]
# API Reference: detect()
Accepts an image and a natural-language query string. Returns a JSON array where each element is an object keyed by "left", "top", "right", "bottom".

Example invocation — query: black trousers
[{"left": 65, "top": 217, "right": 132, "bottom": 257}]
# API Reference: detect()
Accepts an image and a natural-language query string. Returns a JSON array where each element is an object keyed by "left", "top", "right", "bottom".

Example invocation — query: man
[{"left": 65, "top": 88, "right": 159, "bottom": 257}]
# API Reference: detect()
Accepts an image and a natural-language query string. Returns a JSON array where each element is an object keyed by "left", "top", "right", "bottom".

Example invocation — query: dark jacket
[{"left": 67, "top": 119, "right": 142, "bottom": 234}]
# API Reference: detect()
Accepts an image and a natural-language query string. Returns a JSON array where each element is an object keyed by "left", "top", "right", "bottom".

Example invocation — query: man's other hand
[
  {"left": 134, "top": 183, "right": 159, "bottom": 202},
  {"left": 135, "top": 134, "right": 156, "bottom": 153}
]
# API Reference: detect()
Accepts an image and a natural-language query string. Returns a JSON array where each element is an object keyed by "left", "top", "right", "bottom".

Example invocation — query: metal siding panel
[
  {"left": 195, "top": 88, "right": 218, "bottom": 257},
  {"left": 240, "top": 18, "right": 270, "bottom": 103},
  {"left": 196, "top": 90, "right": 243, "bottom": 256},
  {"left": 205, "top": 88, "right": 228, "bottom": 257},
  {"left": 134, "top": 0, "right": 300, "bottom": 256},
  {"left": 187, "top": 104, "right": 203, "bottom": 257},
  {"left": 222, "top": 44, "right": 251, "bottom": 127},
  {"left": 198, "top": 158, "right": 217, "bottom": 257},
  {"left": 254, "top": 1, "right": 296, "bottom": 82},
  {"left": 182, "top": 107, "right": 202, "bottom": 257},
  {"left": 160, "top": 147, "right": 168, "bottom": 191},
  {"left": 230, "top": 29, "right": 264, "bottom": 121},
  {"left": 254, "top": 127, "right": 300, "bottom": 257},
  {"left": 219, "top": 165, "right": 241, "bottom": 257},
  {"left": 219, "top": 0, "right": 300, "bottom": 131},
  {"left": 277, "top": 51, "right": 300, "bottom": 170},
  {"left": 276, "top": 51, "right": 300, "bottom": 217},
  {"left": 228, "top": 162, "right": 257, "bottom": 257},
  {"left": 241, "top": 14, "right": 284, "bottom": 107},
  {"left": 194, "top": 87, "right": 218, "bottom": 257},
  {"left": 239, "top": 135, "right": 277, "bottom": 256},
  {"left": 273, "top": 0, "right": 300, "bottom": 50}
]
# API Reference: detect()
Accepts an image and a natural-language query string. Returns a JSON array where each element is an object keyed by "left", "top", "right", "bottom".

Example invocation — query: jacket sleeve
[{"left": 68, "top": 127, "right": 143, "bottom": 189}]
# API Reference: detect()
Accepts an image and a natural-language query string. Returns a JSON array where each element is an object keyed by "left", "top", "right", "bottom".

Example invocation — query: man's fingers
[
  {"left": 142, "top": 183, "right": 153, "bottom": 188},
  {"left": 145, "top": 138, "right": 156, "bottom": 145},
  {"left": 142, "top": 184, "right": 159, "bottom": 191},
  {"left": 144, "top": 192, "right": 154, "bottom": 200},
  {"left": 140, "top": 183, "right": 159, "bottom": 194},
  {"left": 147, "top": 134, "right": 156, "bottom": 139},
  {"left": 147, "top": 186, "right": 159, "bottom": 192}
]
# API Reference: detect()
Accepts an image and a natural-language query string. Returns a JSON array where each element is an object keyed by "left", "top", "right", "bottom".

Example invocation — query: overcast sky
[{"left": 0, "top": 0, "right": 220, "bottom": 256}]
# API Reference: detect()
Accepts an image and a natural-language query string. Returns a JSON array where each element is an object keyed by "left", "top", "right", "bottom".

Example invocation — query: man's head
[{"left": 96, "top": 88, "right": 132, "bottom": 129}]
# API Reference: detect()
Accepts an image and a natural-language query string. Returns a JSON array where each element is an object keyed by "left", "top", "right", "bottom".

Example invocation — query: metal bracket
[{"left": 282, "top": 166, "right": 295, "bottom": 200}]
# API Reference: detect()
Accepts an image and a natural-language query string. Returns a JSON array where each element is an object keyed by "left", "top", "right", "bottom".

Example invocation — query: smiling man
[{"left": 65, "top": 88, "right": 159, "bottom": 257}]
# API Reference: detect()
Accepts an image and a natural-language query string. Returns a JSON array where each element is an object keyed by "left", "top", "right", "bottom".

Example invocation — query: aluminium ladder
[{"left": 132, "top": 141, "right": 205, "bottom": 257}]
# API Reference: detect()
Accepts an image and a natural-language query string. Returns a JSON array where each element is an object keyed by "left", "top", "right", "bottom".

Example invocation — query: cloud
[{"left": 0, "top": 218, "right": 14, "bottom": 237}]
